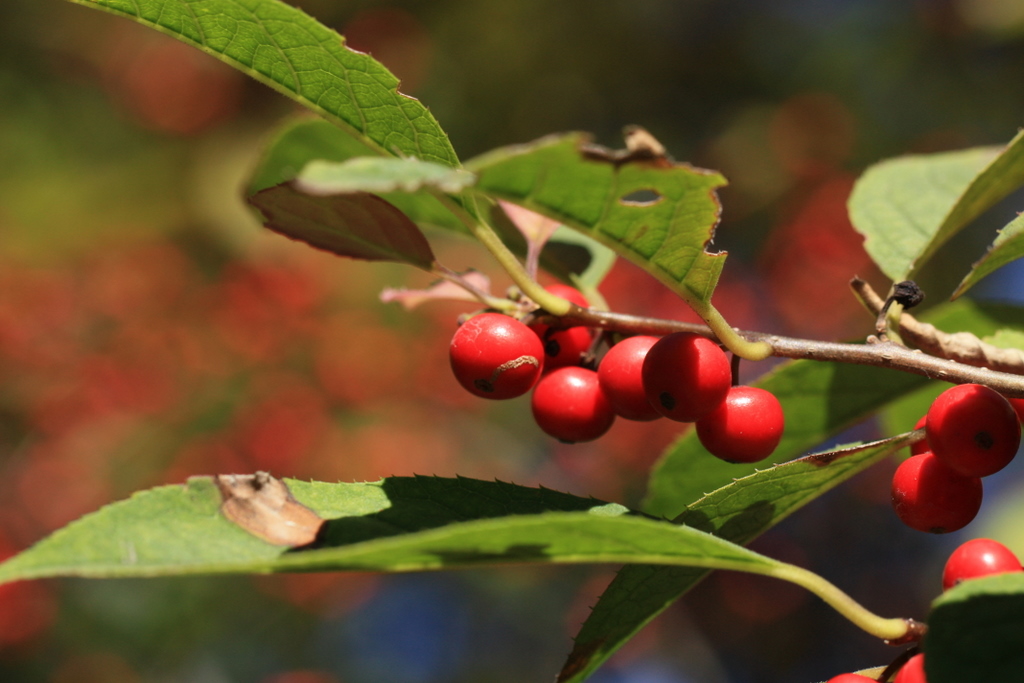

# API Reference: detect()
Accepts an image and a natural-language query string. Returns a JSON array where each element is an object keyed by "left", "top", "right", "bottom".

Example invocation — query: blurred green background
[{"left": 3, "top": 1, "right": 1024, "bottom": 681}]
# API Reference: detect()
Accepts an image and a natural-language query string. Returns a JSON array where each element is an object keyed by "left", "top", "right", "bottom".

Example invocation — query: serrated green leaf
[
  {"left": 67, "top": 0, "right": 458, "bottom": 167},
  {"left": 849, "top": 130, "right": 1024, "bottom": 282},
  {"left": 954, "top": 211, "right": 1024, "bottom": 298},
  {"left": 647, "top": 298, "right": 1024, "bottom": 520},
  {"left": 296, "top": 157, "right": 475, "bottom": 196},
  {"left": 467, "top": 133, "right": 727, "bottom": 304},
  {"left": 924, "top": 572, "right": 1024, "bottom": 683},
  {"left": 643, "top": 360, "right": 927, "bottom": 520},
  {"left": 248, "top": 184, "right": 436, "bottom": 269},
  {"left": 0, "top": 475, "right": 790, "bottom": 584},
  {"left": 558, "top": 434, "right": 914, "bottom": 683}
]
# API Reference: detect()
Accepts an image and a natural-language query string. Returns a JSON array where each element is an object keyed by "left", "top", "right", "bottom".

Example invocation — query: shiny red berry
[
  {"left": 449, "top": 313, "right": 543, "bottom": 399},
  {"left": 537, "top": 325, "right": 593, "bottom": 371},
  {"left": 530, "top": 285, "right": 593, "bottom": 371},
  {"left": 597, "top": 335, "right": 661, "bottom": 421},
  {"left": 531, "top": 367, "right": 615, "bottom": 443},
  {"left": 893, "top": 653, "right": 926, "bottom": 683},
  {"left": 891, "top": 452, "right": 983, "bottom": 533},
  {"left": 642, "top": 332, "right": 731, "bottom": 422},
  {"left": 696, "top": 386, "right": 784, "bottom": 463},
  {"left": 926, "top": 383, "right": 1020, "bottom": 477},
  {"left": 942, "top": 538, "right": 1022, "bottom": 590},
  {"left": 1008, "top": 397, "right": 1024, "bottom": 423},
  {"left": 825, "top": 675, "right": 876, "bottom": 683}
]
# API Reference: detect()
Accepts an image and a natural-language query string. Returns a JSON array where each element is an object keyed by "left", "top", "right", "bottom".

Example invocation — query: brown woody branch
[{"left": 537, "top": 295, "right": 1024, "bottom": 399}]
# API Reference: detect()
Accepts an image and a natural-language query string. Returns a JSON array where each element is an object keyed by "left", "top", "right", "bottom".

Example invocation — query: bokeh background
[{"left": 3, "top": 1, "right": 1024, "bottom": 681}]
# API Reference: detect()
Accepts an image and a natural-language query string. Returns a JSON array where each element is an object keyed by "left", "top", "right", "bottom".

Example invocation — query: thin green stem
[
  {"left": 762, "top": 562, "right": 915, "bottom": 642},
  {"left": 435, "top": 192, "right": 574, "bottom": 316}
]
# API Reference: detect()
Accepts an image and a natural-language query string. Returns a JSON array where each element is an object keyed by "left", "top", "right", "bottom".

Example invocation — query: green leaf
[
  {"left": 295, "top": 157, "right": 476, "bottom": 195},
  {"left": 467, "top": 133, "right": 728, "bottom": 304},
  {"left": 558, "top": 434, "right": 914, "bottom": 683},
  {"left": 925, "top": 572, "right": 1024, "bottom": 683},
  {"left": 849, "top": 130, "right": 1024, "bottom": 282},
  {"left": 0, "top": 475, "right": 789, "bottom": 583},
  {"left": 646, "top": 297, "right": 1024, "bottom": 520},
  {"left": 247, "top": 117, "right": 378, "bottom": 195},
  {"left": 983, "top": 328, "right": 1024, "bottom": 349},
  {"left": 248, "top": 184, "right": 436, "bottom": 269},
  {"left": 954, "top": 211, "right": 1024, "bottom": 298},
  {"left": 67, "top": 0, "right": 458, "bottom": 167},
  {"left": 247, "top": 117, "right": 471, "bottom": 234}
]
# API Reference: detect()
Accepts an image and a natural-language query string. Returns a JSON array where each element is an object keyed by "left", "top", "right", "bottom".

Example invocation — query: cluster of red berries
[
  {"left": 891, "top": 383, "right": 1023, "bottom": 533},
  {"left": 827, "top": 537, "right": 1021, "bottom": 683},
  {"left": 448, "top": 285, "right": 785, "bottom": 462}
]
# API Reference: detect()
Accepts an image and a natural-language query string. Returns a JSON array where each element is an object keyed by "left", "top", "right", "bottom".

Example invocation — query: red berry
[
  {"left": 542, "top": 283, "right": 590, "bottom": 309},
  {"left": 537, "top": 325, "right": 593, "bottom": 371},
  {"left": 529, "top": 285, "right": 593, "bottom": 371},
  {"left": 597, "top": 336, "right": 661, "bottom": 421},
  {"left": 696, "top": 386, "right": 784, "bottom": 463},
  {"left": 891, "top": 452, "right": 983, "bottom": 533},
  {"left": 893, "top": 653, "right": 926, "bottom": 683},
  {"left": 531, "top": 367, "right": 615, "bottom": 443},
  {"left": 910, "top": 415, "right": 929, "bottom": 456},
  {"left": 942, "top": 538, "right": 1022, "bottom": 590},
  {"left": 642, "top": 332, "right": 731, "bottom": 422},
  {"left": 449, "top": 313, "right": 543, "bottom": 399},
  {"left": 926, "top": 383, "right": 1020, "bottom": 477},
  {"left": 825, "top": 675, "right": 875, "bottom": 683},
  {"left": 1008, "top": 397, "right": 1024, "bottom": 423}
]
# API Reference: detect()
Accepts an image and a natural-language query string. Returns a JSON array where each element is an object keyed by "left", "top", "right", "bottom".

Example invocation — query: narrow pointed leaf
[
  {"left": 953, "top": 211, "right": 1024, "bottom": 298},
  {"left": 558, "top": 434, "right": 914, "bottom": 683},
  {"left": 248, "top": 184, "right": 435, "bottom": 269},
  {"left": 467, "top": 133, "right": 728, "bottom": 304},
  {"left": 67, "top": 0, "right": 458, "bottom": 167},
  {"left": 0, "top": 475, "right": 791, "bottom": 584},
  {"left": 849, "top": 130, "right": 1024, "bottom": 281},
  {"left": 295, "top": 158, "right": 475, "bottom": 196},
  {"left": 925, "top": 573, "right": 1024, "bottom": 683}
]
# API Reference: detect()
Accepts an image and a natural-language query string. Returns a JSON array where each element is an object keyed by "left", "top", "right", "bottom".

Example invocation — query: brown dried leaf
[{"left": 214, "top": 472, "right": 323, "bottom": 547}]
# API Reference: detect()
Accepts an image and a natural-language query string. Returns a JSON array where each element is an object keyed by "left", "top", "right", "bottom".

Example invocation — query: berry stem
[
  {"left": 756, "top": 562, "right": 923, "bottom": 644},
  {"left": 436, "top": 192, "right": 576, "bottom": 316}
]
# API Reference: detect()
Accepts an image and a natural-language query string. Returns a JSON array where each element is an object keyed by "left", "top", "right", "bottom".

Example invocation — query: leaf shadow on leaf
[{"left": 287, "top": 475, "right": 638, "bottom": 563}]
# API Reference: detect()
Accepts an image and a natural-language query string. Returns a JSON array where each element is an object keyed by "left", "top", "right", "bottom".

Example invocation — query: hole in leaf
[{"left": 619, "top": 189, "right": 663, "bottom": 206}]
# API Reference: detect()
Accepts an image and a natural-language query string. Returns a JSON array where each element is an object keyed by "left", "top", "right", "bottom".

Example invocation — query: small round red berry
[
  {"left": 642, "top": 332, "right": 731, "bottom": 422},
  {"left": 529, "top": 285, "right": 593, "bottom": 371},
  {"left": 597, "top": 336, "right": 661, "bottom": 421},
  {"left": 696, "top": 386, "right": 784, "bottom": 463},
  {"left": 942, "top": 538, "right": 1022, "bottom": 591},
  {"left": 893, "top": 653, "right": 926, "bottom": 683},
  {"left": 825, "top": 675, "right": 876, "bottom": 683},
  {"left": 531, "top": 367, "right": 615, "bottom": 443},
  {"left": 891, "top": 452, "right": 983, "bottom": 533},
  {"left": 528, "top": 284, "right": 590, "bottom": 337},
  {"left": 910, "top": 415, "right": 929, "bottom": 456},
  {"left": 926, "top": 383, "right": 1021, "bottom": 477},
  {"left": 537, "top": 325, "right": 593, "bottom": 371},
  {"left": 1008, "top": 397, "right": 1024, "bottom": 423},
  {"left": 449, "top": 313, "right": 543, "bottom": 399}
]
